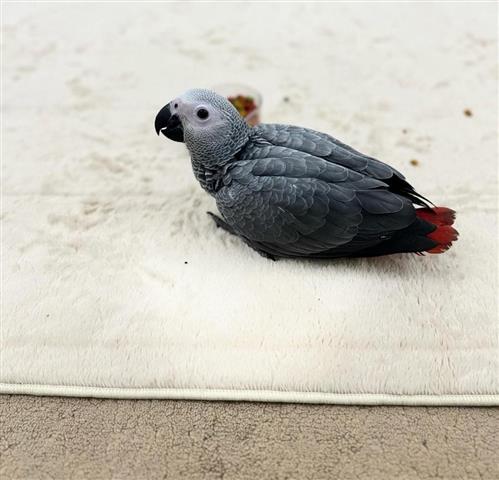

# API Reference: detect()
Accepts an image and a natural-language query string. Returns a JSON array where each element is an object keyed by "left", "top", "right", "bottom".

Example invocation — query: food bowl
[{"left": 212, "top": 83, "right": 262, "bottom": 126}]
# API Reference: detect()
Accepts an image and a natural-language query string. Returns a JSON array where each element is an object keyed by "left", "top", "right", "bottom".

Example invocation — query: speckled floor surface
[{"left": 1, "top": 396, "right": 498, "bottom": 479}]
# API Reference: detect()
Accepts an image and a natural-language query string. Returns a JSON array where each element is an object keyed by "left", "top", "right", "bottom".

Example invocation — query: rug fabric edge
[{"left": 1, "top": 383, "right": 498, "bottom": 406}]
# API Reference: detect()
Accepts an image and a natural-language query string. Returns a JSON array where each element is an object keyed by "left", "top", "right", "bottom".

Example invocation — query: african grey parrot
[{"left": 155, "top": 89, "right": 458, "bottom": 260}]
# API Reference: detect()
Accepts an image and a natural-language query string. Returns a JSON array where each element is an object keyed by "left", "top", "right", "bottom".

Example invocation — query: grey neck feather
[{"left": 186, "top": 115, "right": 250, "bottom": 194}]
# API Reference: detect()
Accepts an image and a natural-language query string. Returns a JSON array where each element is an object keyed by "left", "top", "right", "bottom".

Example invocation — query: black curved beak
[{"left": 154, "top": 103, "right": 184, "bottom": 142}]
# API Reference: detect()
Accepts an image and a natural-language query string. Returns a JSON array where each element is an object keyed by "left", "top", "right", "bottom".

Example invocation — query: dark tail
[
  {"left": 339, "top": 207, "right": 459, "bottom": 258},
  {"left": 283, "top": 207, "right": 459, "bottom": 259}
]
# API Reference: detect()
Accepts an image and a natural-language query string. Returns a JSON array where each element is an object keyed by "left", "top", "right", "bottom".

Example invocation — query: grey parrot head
[{"left": 155, "top": 89, "right": 250, "bottom": 165}]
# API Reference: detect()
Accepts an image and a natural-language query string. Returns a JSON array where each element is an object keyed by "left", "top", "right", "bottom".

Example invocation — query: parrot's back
[{"left": 213, "top": 123, "right": 458, "bottom": 259}]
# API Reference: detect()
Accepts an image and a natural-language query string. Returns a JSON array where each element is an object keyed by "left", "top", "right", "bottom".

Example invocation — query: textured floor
[{"left": 1, "top": 396, "right": 498, "bottom": 480}]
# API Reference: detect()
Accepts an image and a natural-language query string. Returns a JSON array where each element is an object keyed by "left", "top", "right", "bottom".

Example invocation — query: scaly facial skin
[{"left": 155, "top": 89, "right": 250, "bottom": 173}]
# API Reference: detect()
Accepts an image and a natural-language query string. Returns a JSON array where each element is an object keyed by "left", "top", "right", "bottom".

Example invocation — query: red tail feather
[
  {"left": 416, "top": 207, "right": 458, "bottom": 254},
  {"left": 416, "top": 207, "right": 456, "bottom": 226}
]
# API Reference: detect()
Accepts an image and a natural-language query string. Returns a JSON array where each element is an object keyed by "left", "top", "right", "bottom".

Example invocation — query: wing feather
[
  {"left": 217, "top": 146, "right": 415, "bottom": 257},
  {"left": 252, "top": 123, "right": 431, "bottom": 206}
]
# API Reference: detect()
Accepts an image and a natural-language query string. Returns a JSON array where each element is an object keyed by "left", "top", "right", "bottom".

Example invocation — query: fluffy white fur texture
[{"left": 1, "top": 3, "right": 497, "bottom": 404}]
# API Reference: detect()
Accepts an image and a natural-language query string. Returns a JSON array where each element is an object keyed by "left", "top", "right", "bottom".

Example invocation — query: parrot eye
[
  {"left": 196, "top": 108, "right": 209, "bottom": 120},
  {"left": 174, "top": 103, "right": 178, "bottom": 109}
]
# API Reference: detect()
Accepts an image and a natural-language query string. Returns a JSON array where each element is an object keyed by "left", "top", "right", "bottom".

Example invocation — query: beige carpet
[{"left": 1, "top": 396, "right": 498, "bottom": 480}]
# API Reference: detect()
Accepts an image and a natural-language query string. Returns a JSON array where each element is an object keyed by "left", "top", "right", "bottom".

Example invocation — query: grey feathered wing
[
  {"left": 252, "top": 124, "right": 431, "bottom": 207},
  {"left": 216, "top": 145, "right": 419, "bottom": 258}
]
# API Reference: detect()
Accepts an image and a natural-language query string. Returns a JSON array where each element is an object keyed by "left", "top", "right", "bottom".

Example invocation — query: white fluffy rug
[{"left": 1, "top": 3, "right": 498, "bottom": 405}]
